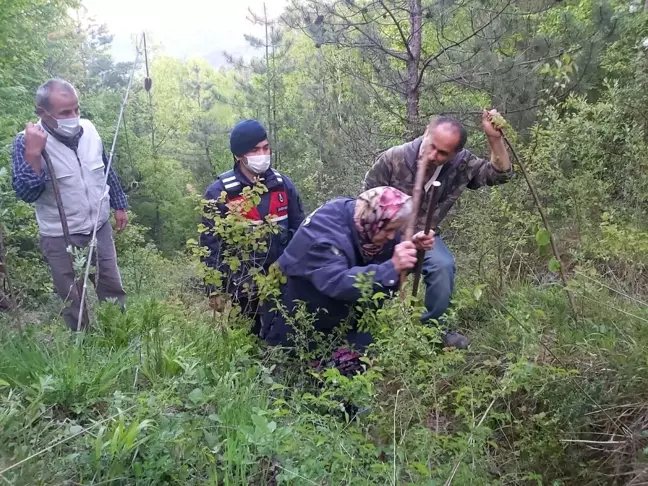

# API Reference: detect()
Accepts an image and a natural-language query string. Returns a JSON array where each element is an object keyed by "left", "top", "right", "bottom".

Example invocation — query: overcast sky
[{"left": 81, "top": 0, "right": 290, "bottom": 65}]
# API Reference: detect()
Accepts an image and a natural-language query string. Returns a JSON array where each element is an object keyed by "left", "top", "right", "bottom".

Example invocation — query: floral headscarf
[{"left": 353, "top": 186, "right": 412, "bottom": 258}]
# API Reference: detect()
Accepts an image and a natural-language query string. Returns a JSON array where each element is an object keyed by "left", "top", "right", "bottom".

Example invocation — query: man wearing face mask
[
  {"left": 362, "top": 110, "right": 513, "bottom": 349},
  {"left": 11, "top": 78, "right": 128, "bottom": 329},
  {"left": 200, "top": 119, "right": 305, "bottom": 334}
]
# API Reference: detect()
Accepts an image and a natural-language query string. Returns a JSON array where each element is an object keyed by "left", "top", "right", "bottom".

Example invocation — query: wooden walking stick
[
  {"left": 411, "top": 180, "right": 441, "bottom": 297},
  {"left": 41, "top": 149, "right": 90, "bottom": 328},
  {"left": 498, "top": 132, "right": 578, "bottom": 315},
  {"left": 0, "top": 223, "right": 14, "bottom": 311},
  {"left": 399, "top": 144, "right": 429, "bottom": 301},
  {"left": 488, "top": 111, "right": 576, "bottom": 315}
]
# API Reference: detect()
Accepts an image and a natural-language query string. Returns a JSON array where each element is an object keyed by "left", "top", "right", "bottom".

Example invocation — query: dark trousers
[{"left": 40, "top": 222, "right": 126, "bottom": 330}]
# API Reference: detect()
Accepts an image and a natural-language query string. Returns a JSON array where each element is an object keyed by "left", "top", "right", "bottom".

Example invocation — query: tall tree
[
  {"left": 284, "top": 0, "right": 506, "bottom": 134},
  {"left": 0, "top": 0, "right": 77, "bottom": 142},
  {"left": 224, "top": 5, "right": 293, "bottom": 168},
  {"left": 283, "top": 0, "right": 614, "bottom": 136}
]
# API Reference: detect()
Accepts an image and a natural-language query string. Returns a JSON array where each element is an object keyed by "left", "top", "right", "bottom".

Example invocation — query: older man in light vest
[{"left": 11, "top": 78, "right": 128, "bottom": 329}]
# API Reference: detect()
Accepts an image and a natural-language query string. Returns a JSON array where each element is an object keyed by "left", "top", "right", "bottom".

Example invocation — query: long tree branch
[
  {"left": 292, "top": 0, "right": 411, "bottom": 61},
  {"left": 378, "top": 0, "right": 415, "bottom": 60},
  {"left": 414, "top": 0, "right": 512, "bottom": 92}
]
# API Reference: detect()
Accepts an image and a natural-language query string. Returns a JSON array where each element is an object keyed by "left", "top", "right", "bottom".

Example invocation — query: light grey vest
[{"left": 32, "top": 119, "right": 111, "bottom": 237}]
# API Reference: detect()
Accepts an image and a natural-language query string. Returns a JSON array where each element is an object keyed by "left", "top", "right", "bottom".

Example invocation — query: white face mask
[
  {"left": 54, "top": 116, "right": 81, "bottom": 137},
  {"left": 245, "top": 154, "right": 271, "bottom": 174}
]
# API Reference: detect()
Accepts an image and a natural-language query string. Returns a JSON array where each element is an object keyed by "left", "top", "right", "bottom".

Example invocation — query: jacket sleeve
[
  {"left": 284, "top": 176, "right": 305, "bottom": 231},
  {"left": 303, "top": 243, "right": 399, "bottom": 303},
  {"left": 11, "top": 133, "right": 47, "bottom": 203},
  {"left": 466, "top": 151, "right": 514, "bottom": 190},
  {"left": 199, "top": 183, "right": 228, "bottom": 270},
  {"left": 102, "top": 149, "right": 128, "bottom": 210},
  {"left": 362, "top": 150, "right": 393, "bottom": 191}
]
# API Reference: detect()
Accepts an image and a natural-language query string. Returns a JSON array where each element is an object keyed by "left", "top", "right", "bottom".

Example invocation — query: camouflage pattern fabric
[{"left": 362, "top": 137, "right": 513, "bottom": 232}]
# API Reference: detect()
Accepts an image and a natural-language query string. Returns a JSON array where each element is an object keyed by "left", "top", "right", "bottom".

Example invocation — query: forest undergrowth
[
  {"left": 1, "top": 0, "right": 648, "bottom": 483},
  {"left": 1, "top": 243, "right": 647, "bottom": 485}
]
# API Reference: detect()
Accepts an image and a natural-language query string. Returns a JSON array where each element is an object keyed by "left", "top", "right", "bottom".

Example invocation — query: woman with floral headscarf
[{"left": 260, "top": 186, "right": 434, "bottom": 371}]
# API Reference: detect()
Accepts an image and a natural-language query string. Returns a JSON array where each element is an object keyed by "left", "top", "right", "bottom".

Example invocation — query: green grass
[{"left": 0, "top": 260, "right": 647, "bottom": 485}]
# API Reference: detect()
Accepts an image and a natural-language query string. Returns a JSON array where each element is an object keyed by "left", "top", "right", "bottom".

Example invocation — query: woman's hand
[
  {"left": 392, "top": 241, "right": 418, "bottom": 272},
  {"left": 411, "top": 230, "right": 435, "bottom": 251}
]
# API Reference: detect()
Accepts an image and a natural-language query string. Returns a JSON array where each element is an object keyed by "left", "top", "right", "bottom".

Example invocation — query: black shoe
[{"left": 442, "top": 331, "right": 469, "bottom": 350}]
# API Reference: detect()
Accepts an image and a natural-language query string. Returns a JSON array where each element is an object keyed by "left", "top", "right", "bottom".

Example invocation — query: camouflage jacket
[{"left": 362, "top": 136, "right": 514, "bottom": 232}]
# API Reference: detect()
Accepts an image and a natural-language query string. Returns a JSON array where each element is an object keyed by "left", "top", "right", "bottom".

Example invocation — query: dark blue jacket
[
  {"left": 200, "top": 163, "right": 304, "bottom": 299},
  {"left": 261, "top": 197, "right": 401, "bottom": 350}
]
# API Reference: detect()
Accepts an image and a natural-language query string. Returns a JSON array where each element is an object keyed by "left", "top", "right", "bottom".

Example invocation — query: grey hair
[
  {"left": 35, "top": 78, "right": 77, "bottom": 112},
  {"left": 427, "top": 115, "right": 468, "bottom": 152}
]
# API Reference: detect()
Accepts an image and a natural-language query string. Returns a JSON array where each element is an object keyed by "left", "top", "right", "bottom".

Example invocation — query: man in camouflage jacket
[{"left": 362, "top": 110, "right": 513, "bottom": 349}]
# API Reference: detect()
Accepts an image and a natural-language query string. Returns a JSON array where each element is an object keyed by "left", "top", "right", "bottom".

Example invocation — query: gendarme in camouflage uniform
[{"left": 362, "top": 136, "right": 513, "bottom": 233}]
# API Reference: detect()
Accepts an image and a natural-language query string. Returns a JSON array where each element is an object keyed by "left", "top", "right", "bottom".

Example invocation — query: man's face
[
  {"left": 237, "top": 139, "right": 271, "bottom": 162},
  {"left": 421, "top": 123, "right": 460, "bottom": 166},
  {"left": 40, "top": 88, "right": 80, "bottom": 127}
]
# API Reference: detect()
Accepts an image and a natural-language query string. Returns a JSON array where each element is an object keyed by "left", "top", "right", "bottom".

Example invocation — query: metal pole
[
  {"left": 143, "top": 33, "right": 155, "bottom": 152},
  {"left": 75, "top": 39, "right": 142, "bottom": 332}
]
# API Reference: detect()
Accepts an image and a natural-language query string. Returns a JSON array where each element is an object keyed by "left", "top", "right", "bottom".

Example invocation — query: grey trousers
[{"left": 39, "top": 222, "right": 127, "bottom": 330}]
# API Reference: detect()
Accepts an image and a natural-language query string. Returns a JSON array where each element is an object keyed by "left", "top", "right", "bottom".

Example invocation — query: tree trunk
[
  {"left": 271, "top": 25, "right": 279, "bottom": 169},
  {"left": 264, "top": 3, "right": 273, "bottom": 146},
  {"left": 406, "top": 0, "right": 422, "bottom": 137},
  {"left": 156, "top": 206, "right": 163, "bottom": 248},
  {"left": 206, "top": 145, "right": 214, "bottom": 177}
]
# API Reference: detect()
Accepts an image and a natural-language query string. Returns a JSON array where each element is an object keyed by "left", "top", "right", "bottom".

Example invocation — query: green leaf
[
  {"left": 203, "top": 431, "right": 219, "bottom": 448},
  {"left": 251, "top": 414, "right": 266, "bottom": 428},
  {"left": 548, "top": 257, "right": 561, "bottom": 272},
  {"left": 536, "top": 229, "right": 550, "bottom": 247},
  {"left": 188, "top": 388, "right": 204, "bottom": 404},
  {"left": 0, "top": 379, "right": 10, "bottom": 387},
  {"left": 412, "top": 462, "right": 430, "bottom": 475},
  {"left": 474, "top": 287, "right": 483, "bottom": 301}
]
